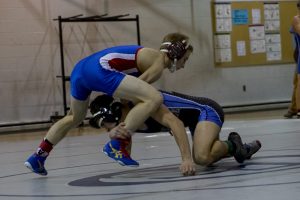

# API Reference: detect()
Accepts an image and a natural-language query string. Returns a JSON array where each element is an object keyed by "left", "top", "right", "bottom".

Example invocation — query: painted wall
[{"left": 0, "top": 0, "right": 294, "bottom": 125}]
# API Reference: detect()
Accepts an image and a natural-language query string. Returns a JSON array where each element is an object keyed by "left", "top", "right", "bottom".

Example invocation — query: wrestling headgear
[
  {"left": 160, "top": 40, "right": 190, "bottom": 72},
  {"left": 89, "top": 95, "right": 122, "bottom": 128}
]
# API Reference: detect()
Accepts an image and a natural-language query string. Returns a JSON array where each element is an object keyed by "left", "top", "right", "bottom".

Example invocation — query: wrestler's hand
[
  {"left": 180, "top": 159, "right": 196, "bottom": 176},
  {"left": 108, "top": 122, "right": 131, "bottom": 140}
]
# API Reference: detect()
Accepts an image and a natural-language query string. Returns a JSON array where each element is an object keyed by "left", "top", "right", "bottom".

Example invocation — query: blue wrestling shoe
[
  {"left": 24, "top": 153, "right": 48, "bottom": 176},
  {"left": 103, "top": 139, "right": 139, "bottom": 167}
]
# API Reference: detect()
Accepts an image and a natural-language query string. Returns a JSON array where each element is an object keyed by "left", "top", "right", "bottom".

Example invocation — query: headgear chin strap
[
  {"left": 169, "top": 58, "right": 177, "bottom": 73},
  {"left": 160, "top": 40, "right": 189, "bottom": 72}
]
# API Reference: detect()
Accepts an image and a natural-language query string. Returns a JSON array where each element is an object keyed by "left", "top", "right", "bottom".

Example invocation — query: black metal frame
[{"left": 53, "top": 14, "right": 141, "bottom": 116}]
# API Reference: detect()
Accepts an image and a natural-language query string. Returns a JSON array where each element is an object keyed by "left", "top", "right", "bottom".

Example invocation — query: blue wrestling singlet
[
  {"left": 161, "top": 91, "right": 224, "bottom": 135},
  {"left": 291, "top": 27, "right": 300, "bottom": 73},
  {"left": 70, "top": 45, "right": 143, "bottom": 100}
]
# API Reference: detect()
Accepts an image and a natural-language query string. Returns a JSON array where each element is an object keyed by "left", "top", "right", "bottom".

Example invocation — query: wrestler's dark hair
[{"left": 90, "top": 95, "right": 114, "bottom": 115}]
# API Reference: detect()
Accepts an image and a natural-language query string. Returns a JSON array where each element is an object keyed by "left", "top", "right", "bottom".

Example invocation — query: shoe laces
[
  {"left": 119, "top": 139, "right": 130, "bottom": 158},
  {"left": 109, "top": 139, "right": 131, "bottom": 158}
]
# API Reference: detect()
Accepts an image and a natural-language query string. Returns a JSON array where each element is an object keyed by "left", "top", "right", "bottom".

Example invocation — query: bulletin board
[{"left": 211, "top": 0, "right": 298, "bottom": 67}]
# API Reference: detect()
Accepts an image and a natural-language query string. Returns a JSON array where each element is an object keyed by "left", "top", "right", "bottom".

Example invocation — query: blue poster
[{"left": 232, "top": 9, "right": 248, "bottom": 25}]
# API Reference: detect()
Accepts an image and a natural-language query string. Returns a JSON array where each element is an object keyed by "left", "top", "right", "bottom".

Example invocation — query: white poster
[
  {"left": 264, "top": 5, "right": 280, "bottom": 20},
  {"left": 215, "top": 4, "right": 231, "bottom": 18},
  {"left": 265, "top": 20, "right": 280, "bottom": 32},
  {"left": 250, "top": 40, "right": 266, "bottom": 54},
  {"left": 265, "top": 34, "right": 281, "bottom": 43},
  {"left": 252, "top": 9, "right": 261, "bottom": 24},
  {"left": 215, "top": 3, "right": 232, "bottom": 33},
  {"left": 266, "top": 43, "right": 281, "bottom": 52},
  {"left": 267, "top": 51, "right": 281, "bottom": 61},
  {"left": 264, "top": 3, "right": 280, "bottom": 32},
  {"left": 236, "top": 41, "right": 246, "bottom": 56},
  {"left": 214, "top": 34, "right": 231, "bottom": 48},
  {"left": 249, "top": 26, "right": 265, "bottom": 40},
  {"left": 215, "top": 49, "right": 232, "bottom": 62},
  {"left": 216, "top": 18, "right": 232, "bottom": 32},
  {"left": 265, "top": 33, "right": 282, "bottom": 61}
]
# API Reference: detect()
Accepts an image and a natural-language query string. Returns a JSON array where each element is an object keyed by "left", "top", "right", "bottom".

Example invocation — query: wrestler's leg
[
  {"left": 192, "top": 121, "right": 228, "bottom": 166},
  {"left": 113, "top": 75, "right": 163, "bottom": 133},
  {"left": 103, "top": 76, "right": 162, "bottom": 167},
  {"left": 24, "top": 97, "right": 90, "bottom": 175},
  {"left": 45, "top": 96, "right": 90, "bottom": 145}
]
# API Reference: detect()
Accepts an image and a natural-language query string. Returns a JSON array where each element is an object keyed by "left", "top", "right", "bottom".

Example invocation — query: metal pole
[
  {"left": 58, "top": 16, "right": 68, "bottom": 115},
  {"left": 136, "top": 15, "right": 141, "bottom": 45}
]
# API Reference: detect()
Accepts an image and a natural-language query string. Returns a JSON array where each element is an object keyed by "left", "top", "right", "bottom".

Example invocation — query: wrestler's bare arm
[
  {"left": 151, "top": 105, "right": 196, "bottom": 176},
  {"left": 136, "top": 48, "right": 167, "bottom": 84}
]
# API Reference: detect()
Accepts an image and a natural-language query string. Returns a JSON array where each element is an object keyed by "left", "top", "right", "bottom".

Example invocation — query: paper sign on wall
[
  {"left": 249, "top": 25, "right": 265, "bottom": 40},
  {"left": 215, "top": 49, "right": 232, "bottom": 63},
  {"left": 214, "top": 34, "right": 231, "bottom": 48},
  {"left": 265, "top": 33, "right": 281, "bottom": 61},
  {"left": 250, "top": 40, "right": 266, "bottom": 54},
  {"left": 252, "top": 9, "right": 261, "bottom": 24},
  {"left": 215, "top": 3, "right": 232, "bottom": 33},
  {"left": 237, "top": 41, "right": 246, "bottom": 56}
]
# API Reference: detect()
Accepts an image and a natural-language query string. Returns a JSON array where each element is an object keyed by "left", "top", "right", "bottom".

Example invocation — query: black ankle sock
[{"left": 225, "top": 141, "right": 236, "bottom": 155}]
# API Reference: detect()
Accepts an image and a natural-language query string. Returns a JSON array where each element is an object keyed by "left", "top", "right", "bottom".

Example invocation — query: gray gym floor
[{"left": 0, "top": 115, "right": 299, "bottom": 200}]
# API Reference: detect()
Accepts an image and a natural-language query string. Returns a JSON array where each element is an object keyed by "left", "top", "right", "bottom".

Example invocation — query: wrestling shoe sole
[{"left": 24, "top": 161, "right": 48, "bottom": 176}]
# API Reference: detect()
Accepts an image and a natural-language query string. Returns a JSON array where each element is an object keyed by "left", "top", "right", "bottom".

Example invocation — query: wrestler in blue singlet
[
  {"left": 88, "top": 91, "right": 224, "bottom": 136},
  {"left": 70, "top": 45, "right": 143, "bottom": 100}
]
